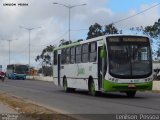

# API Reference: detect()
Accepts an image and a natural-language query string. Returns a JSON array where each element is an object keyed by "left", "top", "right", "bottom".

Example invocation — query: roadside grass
[{"left": 0, "top": 92, "right": 76, "bottom": 120}]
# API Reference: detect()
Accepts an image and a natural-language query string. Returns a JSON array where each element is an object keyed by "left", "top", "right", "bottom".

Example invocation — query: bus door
[
  {"left": 57, "top": 54, "right": 61, "bottom": 86},
  {"left": 98, "top": 46, "right": 103, "bottom": 90}
]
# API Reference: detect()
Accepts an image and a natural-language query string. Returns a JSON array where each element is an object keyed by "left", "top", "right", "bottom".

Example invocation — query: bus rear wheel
[{"left": 126, "top": 91, "right": 136, "bottom": 98}]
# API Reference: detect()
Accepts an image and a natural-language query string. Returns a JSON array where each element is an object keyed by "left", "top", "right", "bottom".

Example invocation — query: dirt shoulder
[{"left": 0, "top": 92, "right": 77, "bottom": 120}]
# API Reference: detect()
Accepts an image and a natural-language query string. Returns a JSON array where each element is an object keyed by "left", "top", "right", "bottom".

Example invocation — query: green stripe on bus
[
  {"left": 54, "top": 42, "right": 80, "bottom": 51},
  {"left": 103, "top": 80, "right": 152, "bottom": 92}
]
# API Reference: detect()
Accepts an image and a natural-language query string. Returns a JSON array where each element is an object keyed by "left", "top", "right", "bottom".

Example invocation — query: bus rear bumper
[
  {"left": 103, "top": 80, "right": 153, "bottom": 92},
  {"left": 15, "top": 74, "right": 26, "bottom": 79},
  {"left": 8, "top": 74, "right": 26, "bottom": 80}
]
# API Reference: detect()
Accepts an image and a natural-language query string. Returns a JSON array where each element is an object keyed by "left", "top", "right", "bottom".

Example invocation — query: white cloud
[{"left": 0, "top": 0, "right": 160, "bottom": 70}]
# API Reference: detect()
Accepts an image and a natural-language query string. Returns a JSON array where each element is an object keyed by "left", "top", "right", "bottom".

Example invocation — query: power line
[
  {"left": 113, "top": 2, "right": 160, "bottom": 24},
  {"left": 27, "top": 29, "right": 68, "bottom": 48},
  {"left": 40, "top": 30, "right": 69, "bottom": 47},
  {"left": 71, "top": 2, "right": 160, "bottom": 31},
  {"left": 32, "top": 30, "right": 70, "bottom": 50}
]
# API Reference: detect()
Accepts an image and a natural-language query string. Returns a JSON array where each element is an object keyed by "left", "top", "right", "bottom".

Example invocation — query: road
[{"left": 0, "top": 79, "right": 160, "bottom": 119}]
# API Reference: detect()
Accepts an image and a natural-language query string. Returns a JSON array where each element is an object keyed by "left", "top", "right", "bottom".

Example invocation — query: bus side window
[
  {"left": 61, "top": 49, "right": 66, "bottom": 64},
  {"left": 54, "top": 51, "right": 57, "bottom": 65},
  {"left": 76, "top": 45, "right": 81, "bottom": 63},
  {"left": 71, "top": 47, "right": 75, "bottom": 64},
  {"left": 82, "top": 44, "right": 89, "bottom": 63},
  {"left": 89, "top": 42, "right": 97, "bottom": 62},
  {"left": 66, "top": 48, "right": 70, "bottom": 64}
]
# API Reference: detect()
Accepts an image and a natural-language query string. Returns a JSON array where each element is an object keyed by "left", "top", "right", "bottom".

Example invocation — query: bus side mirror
[{"left": 100, "top": 48, "right": 106, "bottom": 58}]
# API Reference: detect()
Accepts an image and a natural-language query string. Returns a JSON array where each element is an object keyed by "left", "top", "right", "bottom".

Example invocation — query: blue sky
[{"left": 107, "top": 0, "right": 158, "bottom": 12}]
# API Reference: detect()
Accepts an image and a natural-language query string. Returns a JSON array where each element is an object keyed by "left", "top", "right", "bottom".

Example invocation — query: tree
[
  {"left": 35, "top": 45, "right": 53, "bottom": 66},
  {"left": 38, "top": 66, "right": 52, "bottom": 76},
  {"left": 59, "top": 39, "right": 72, "bottom": 46},
  {"left": 144, "top": 18, "right": 160, "bottom": 58},
  {"left": 104, "top": 24, "right": 119, "bottom": 35},
  {"left": 144, "top": 19, "right": 160, "bottom": 38},
  {"left": 35, "top": 45, "right": 54, "bottom": 76},
  {"left": 130, "top": 26, "right": 144, "bottom": 35},
  {"left": 131, "top": 18, "right": 160, "bottom": 59},
  {"left": 144, "top": 26, "right": 157, "bottom": 38},
  {"left": 86, "top": 23, "right": 121, "bottom": 39},
  {"left": 35, "top": 38, "right": 72, "bottom": 76},
  {"left": 87, "top": 23, "right": 103, "bottom": 39}
]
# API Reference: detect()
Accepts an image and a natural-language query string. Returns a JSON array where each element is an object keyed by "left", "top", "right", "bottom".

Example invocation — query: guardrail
[
  {"left": 152, "top": 81, "right": 160, "bottom": 91},
  {"left": 26, "top": 76, "right": 53, "bottom": 82}
]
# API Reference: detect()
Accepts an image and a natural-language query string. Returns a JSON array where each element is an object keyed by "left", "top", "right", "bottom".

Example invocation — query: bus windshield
[
  {"left": 7, "top": 65, "right": 14, "bottom": 71},
  {"left": 15, "top": 65, "right": 28, "bottom": 74},
  {"left": 107, "top": 36, "right": 152, "bottom": 79}
]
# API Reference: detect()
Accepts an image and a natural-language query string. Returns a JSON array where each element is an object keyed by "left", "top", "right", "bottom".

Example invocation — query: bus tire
[
  {"left": 126, "top": 91, "right": 136, "bottom": 98},
  {"left": 157, "top": 76, "right": 160, "bottom": 80},
  {"left": 63, "top": 78, "right": 68, "bottom": 92},
  {"left": 89, "top": 80, "right": 97, "bottom": 96},
  {"left": 63, "top": 77, "right": 75, "bottom": 93}
]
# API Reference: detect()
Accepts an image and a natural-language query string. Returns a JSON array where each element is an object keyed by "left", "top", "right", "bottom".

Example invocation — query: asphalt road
[{"left": 0, "top": 79, "right": 160, "bottom": 119}]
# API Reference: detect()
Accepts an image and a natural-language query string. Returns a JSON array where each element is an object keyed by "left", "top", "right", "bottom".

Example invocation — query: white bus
[{"left": 53, "top": 35, "right": 153, "bottom": 97}]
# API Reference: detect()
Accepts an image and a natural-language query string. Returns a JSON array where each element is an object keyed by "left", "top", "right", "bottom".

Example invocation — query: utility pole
[
  {"left": 1, "top": 39, "right": 18, "bottom": 64},
  {"left": 53, "top": 2, "right": 86, "bottom": 42},
  {"left": 19, "top": 26, "right": 41, "bottom": 74}
]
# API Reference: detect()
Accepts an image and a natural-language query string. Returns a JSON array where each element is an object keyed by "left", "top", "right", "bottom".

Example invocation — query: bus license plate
[{"left": 128, "top": 84, "right": 136, "bottom": 88}]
